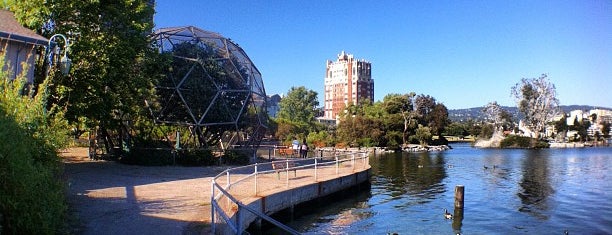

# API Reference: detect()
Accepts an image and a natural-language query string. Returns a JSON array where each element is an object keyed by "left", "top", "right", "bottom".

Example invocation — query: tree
[
  {"left": 276, "top": 86, "right": 319, "bottom": 140},
  {"left": 553, "top": 114, "right": 568, "bottom": 138},
  {"left": 415, "top": 124, "right": 432, "bottom": 145},
  {"left": 482, "top": 101, "right": 513, "bottom": 131},
  {"left": 6, "top": 0, "right": 159, "bottom": 152},
  {"left": 511, "top": 74, "right": 560, "bottom": 139},
  {"left": 429, "top": 103, "right": 450, "bottom": 137},
  {"left": 382, "top": 93, "right": 415, "bottom": 145},
  {"left": 601, "top": 122, "right": 611, "bottom": 139},
  {"left": 414, "top": 94, "right": 436, "bottom": 125}
]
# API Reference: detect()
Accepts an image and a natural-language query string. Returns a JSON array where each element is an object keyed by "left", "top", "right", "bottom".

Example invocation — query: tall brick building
[{"left": 324, "top": 51, "right": 374, "bottom": 119}]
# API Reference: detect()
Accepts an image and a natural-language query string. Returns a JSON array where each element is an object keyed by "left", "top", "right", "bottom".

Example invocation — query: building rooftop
[{"left": 0, "top": 9, "right": 48, "bottom": 46}]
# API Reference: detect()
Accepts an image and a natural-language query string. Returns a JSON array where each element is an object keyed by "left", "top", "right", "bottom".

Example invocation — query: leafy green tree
[
  {"left": 429, "top": 103, "right": 449, "bottom": 137},
  {"left": 276, "top": 86, "right": 319, "bottom": 141},
  {"left": 511, "top": 74, "right": 560, "bottom": 139},
  {"left": 6, "top": 0, "right": 159, "bottom": 152},
  {"left": 601, "top": 122, "right": 611, "bottom": 139},
  {"left": 445, "top": 122, "right": 468, "bottom": 137},
  {"left": 553, "top": 114, "right": 568, "bottom": 138},
  {"left": 382, "top": 93, "right": 415, "bottom": 145},
  {"left": 414, "top": 94, "right": 436, "bottom": 125},
  {"left": 415, "top": 124, "right": 432, "bottom": 145}
]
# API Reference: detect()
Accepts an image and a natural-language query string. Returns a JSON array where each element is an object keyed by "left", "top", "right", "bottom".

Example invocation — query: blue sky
[{"left": 154, "top": 1, "right": 610, "bottom": 109}]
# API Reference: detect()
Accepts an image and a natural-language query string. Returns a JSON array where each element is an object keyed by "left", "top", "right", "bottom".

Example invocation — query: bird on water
[{"left": 444, "top": 208, "right": 453, "bottom": 220}]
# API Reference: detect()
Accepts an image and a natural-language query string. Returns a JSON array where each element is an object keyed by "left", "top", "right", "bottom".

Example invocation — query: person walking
[{"left": 300, "top": 140, "right": 309, "bottom": 158}]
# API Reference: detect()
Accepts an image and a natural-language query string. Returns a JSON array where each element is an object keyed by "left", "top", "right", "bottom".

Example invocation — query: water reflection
[
  {"left": 518, "top": 150, "right": 553, "bottom": 220},
  {"left": 282, "top": 145, "right": 612, "bottom": 234},
  {"left": 370, "top": 152, "right": 446, "bottom": 206}
]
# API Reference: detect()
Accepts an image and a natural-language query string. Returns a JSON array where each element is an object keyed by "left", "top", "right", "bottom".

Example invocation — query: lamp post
[{"left": 47, "top": 34, "right": 72, "bottom": 75}]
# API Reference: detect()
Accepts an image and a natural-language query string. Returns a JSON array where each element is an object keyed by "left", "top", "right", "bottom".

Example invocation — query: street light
[{"left": 47, "top": 34, "right": 72, "bottom": 75}]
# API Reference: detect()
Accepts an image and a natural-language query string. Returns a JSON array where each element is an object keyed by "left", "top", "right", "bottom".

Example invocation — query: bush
[
  {"left": 500, "top": 135, "right": 549, "bottom": 149},
  {"left": 176, "top": 149, "right": 216, "bottom": 166},
  {"left": 121, "top": 147, "right": 174, "bottom": 166},
  {"left": 1, "top": 56, "right": 68, "bottom": 234},
  {"left": 222, "top": 150, "right": 250, "bottom": 165}
]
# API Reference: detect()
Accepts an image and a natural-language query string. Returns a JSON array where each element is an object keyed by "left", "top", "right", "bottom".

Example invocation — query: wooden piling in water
[
  {"left": 454, "top": 185, "right": 464, "bottom": 208},
  {"left": 453, "top": 185, "right": 465, "bottom": 231}
]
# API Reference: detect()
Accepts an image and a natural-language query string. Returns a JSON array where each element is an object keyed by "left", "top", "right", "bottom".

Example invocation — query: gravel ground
[{"left": 61, "top": 148, "right": 227, "bottom": 235}]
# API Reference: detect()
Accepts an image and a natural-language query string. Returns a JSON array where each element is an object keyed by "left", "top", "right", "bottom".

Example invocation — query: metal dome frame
[{"left": 147, "top": 26, "right": 268, "bottom": 151}]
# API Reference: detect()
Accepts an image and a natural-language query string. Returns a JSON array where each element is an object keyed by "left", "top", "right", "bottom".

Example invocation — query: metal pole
[
  {"left": 335, "top": 156, "right": 339, "bottom": 175},
  {"left": 352, "top": 154, "right": 355, "bottom": 172},
  {"left": 211, "top": 180, "right": 215, "bottom": 233},
  {"left": 254, "top": 163, "right": 258, "bottom": 195},
  {"left": 226, "top": 171, "right": 231, "bottom": 211},
  {"left": 286, "top": 159, "right": 289, "bottom": 187},
  {"left": 314, "top": 157, "right": 318, "bottom": 181}
]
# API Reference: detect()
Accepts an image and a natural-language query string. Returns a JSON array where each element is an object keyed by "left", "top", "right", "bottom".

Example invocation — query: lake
[{"left": 281, "top": 142, "right": 612, "bottom": 234}]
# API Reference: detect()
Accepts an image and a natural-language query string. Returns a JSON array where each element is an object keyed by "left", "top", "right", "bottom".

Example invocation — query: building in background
[
  {"left": 0, "top": 9, "right": 48, "bottom": 83},
  {"left": 324, "top": 51, "right": 374, "bottom": 120},
  {"left": 267, "top": 94, "right": 282, "bottom": 118}
]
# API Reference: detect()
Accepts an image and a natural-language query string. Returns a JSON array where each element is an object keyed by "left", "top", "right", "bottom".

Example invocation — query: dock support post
[
  {"left": 454, "top": 185, "right": 464, "bottom": 208},
  {"left": 453, "top": 185, "right": 465, "bottom": 232}
]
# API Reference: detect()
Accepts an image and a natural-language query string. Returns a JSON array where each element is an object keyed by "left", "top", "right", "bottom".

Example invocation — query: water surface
[{"left": 286, "top": 143, "right": 612, "bottom": 234}]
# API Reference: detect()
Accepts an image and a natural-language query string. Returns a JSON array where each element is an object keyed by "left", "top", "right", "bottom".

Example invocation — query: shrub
[
  {"left": 500, "top": 135, "right": 550, "bottom": 149},
  {"left": 222, "top": 150, "right": 250, "bottom": 165},
  {"left": 121, "top": 147, "right": 174, "bottom": 166},
  {"left": 0, "top": 57, "right": 68, "bottom": 234},
  {"left": 176, "top": 149, "right": 216, "bottom": 166}
]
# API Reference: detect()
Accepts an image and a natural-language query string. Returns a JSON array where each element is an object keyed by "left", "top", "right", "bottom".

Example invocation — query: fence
[{"left": 210, "top": 152, "right": 370, "bottom": 234}]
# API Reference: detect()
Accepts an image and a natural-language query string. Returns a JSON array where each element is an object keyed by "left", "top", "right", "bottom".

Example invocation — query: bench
[{"left": 272, "top": 161, "right": 298, "bottom": 179}]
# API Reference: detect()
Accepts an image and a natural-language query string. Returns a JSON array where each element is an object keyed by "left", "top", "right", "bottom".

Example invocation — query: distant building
[
  {"left": 324, "top": 51, "right": 374, "bottom": 120},
  {"left": 0, "top": 10, "right": 48, "bottom": 83},
  {"left": 267, "top": 94, "right": 282, "bottom": 118}
]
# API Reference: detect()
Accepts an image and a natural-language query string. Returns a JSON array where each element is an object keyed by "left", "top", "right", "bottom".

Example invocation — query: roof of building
[{"left": 0, "top": 9, "right": 48, "bottom": 46}]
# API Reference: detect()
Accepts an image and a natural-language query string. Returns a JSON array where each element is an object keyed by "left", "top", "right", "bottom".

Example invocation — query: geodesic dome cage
[{"left": 147, "top": 26, "right": 268, "bottom": 150}]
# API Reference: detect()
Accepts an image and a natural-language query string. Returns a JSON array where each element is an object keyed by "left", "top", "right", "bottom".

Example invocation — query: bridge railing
[{"left": 211, "top": 152, "right": 369, "bottom": 234}]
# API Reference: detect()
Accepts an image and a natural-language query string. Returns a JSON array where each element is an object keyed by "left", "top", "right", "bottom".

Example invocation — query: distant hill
[{"left": 448, "top": 105, "right": 611, "bottom": 122}]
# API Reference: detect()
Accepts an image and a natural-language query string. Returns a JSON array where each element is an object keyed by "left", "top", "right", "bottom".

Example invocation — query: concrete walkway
[
  {"left": 61, "top": 148, "right": 370, "bottom": 235},
  {"left": 62, "top": 148, "right": 225, "bottom": 234}
]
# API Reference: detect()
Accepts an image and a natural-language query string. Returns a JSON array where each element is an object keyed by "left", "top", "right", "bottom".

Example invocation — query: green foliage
[
  {"left": 307, "top": 130, "right": 334, "bottom": 148},
  {"left": 445, "top": 122, "right": 468, "bottom": 137},
  {"left": 122, "top": 147, "right": 173, "bottom": 166},
  {"left": 479, "top": 124, "right": 495, "bottom": 139},
  {"left": 332, "top": 92, "right": 450, "bottom": 147},
  {"left": 0, "top": 55, "right": 67, "bottom": 234},
  {"left": 500, "top": 135, "right": 549, "bottom": 148},
  {"left": 415, "top": 125, "right": 432, "bottom": 145},
  {"left": 222, "top": 150, "right": 250, "bottom": 165},
  {"left": 275, "top": 86, "right": 319, "bottom": 140},
  {"left": 7, "top": 0, "right": 160, "bottom": 150},
  {"left": 602, "top": 122, "right": 611, "bottom": 139},
  {"left": 176, "top": 149, "right": 216, "bottom": 166}
]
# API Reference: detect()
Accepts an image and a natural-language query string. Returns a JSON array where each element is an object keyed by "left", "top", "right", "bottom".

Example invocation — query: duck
[
  {"left": 483, "top": 165, "right": 489, "bottom": 170},
  {"left": 444, "top": 208, "right": 453, "bottom": 220},
  {"left": 417, "top": 165, "right": 424, "bottom": 168}
]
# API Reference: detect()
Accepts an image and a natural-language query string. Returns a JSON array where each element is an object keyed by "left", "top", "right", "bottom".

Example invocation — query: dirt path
[{"left": 61, "top": 148, "right": 226, "bottom": 235}]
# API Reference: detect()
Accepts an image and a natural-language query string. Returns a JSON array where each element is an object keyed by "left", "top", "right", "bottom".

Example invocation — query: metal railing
[{"left": 210, "top": 152, "right": 369, "bottom": 234}]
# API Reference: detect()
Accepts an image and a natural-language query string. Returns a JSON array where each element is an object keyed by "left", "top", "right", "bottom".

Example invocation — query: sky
[{"left": 154, "top": 0, "right": 611, "bottom": 109}]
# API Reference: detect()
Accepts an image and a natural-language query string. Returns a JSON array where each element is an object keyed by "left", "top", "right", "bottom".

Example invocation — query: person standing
[{"left": 300, "top": 140, "right": 308, "bottom": 158}]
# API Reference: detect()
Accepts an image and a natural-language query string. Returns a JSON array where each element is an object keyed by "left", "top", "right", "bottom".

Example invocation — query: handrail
[{"left": 211, "top": 151, "right": 369, "bottom": 234}]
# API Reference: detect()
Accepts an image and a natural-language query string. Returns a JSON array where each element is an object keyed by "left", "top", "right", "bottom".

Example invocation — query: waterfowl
[
  {"left": 483, "top": 165, "right": 489, "bottom": 170},
  {"left": 418, "top": 165, "right": 424, "bottom": 168},
  {"left": 444, "top": 208, "right": 453, "bottom": 219}
]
